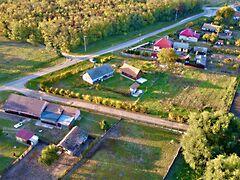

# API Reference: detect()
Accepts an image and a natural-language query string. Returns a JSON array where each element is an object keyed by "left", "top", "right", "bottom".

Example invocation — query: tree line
[{"left": 0, "top": 0, "right": 203, "bottom": 52}]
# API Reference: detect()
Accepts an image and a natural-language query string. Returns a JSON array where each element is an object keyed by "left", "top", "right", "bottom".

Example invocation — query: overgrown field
[
  {"left": 71, "top": 120, "right": 181, "bottom": 179},
  {"left": 0, "top": 36, "right": 64, "bottom": 85},
  {"left": 29, "top": 55, "right": 238, "bottom": 122}
]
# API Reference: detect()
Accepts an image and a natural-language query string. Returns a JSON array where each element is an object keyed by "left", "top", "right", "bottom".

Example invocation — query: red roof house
[
  {"left": 179, "top": 28, "right": 200, "bottom": 42},
  {"left": 153, "top": 37, "right": 173, "bottom": 51},
  {"left": 16, "top": 129, "right": 38, "bottom": 145}
]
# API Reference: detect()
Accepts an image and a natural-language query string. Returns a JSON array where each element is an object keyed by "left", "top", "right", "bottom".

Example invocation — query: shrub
[
  {"left": 98, "top": 120, "right": 110, "bottom": 131},
  {"left": 38, "top": 145, "right": 60, "bottom": 166}
]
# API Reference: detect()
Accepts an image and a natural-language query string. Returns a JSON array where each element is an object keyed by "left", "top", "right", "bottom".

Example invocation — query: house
[
  {"left": 219, "top": 30, "right": 233, "bottom": 40},
  {"left": 82, "top": 64, "right": 114, "bottom": 84},
  {"left": 179, "top": 28, "right": 200, "bottom": 42},
  {"left": 195, "top": 55, "right": 207, "bottom": 68},
  {"left": 234, "top": 11, "right": 240, "bottom": 20},
  {"left": 173, "top": 42, "right": 190, "bottom": 53},
  {"left": 194, "top": 46, "right": 208, "bottom": 55},
  {"left": 57, "top": 126, "right": 88, "bottom": 156},
  {"left": 16, "top": 129, "right": 38, "bottom": 146},
  {"left": 215, "top": 40, "right": 224, "bottom": 46},
  {"left": 3, "top": 94, "right": 48, "bottom": 119},
  {"left": 120, "top": 63, "right": 142, "bottom": 80},
  {"left": 153, "top": 37, "right": 173, "bottom": 51},
  {"left": 201, "top": 23, "right": 221, "bottom": 33},
  {"left": 129, "top": 82, "right": 143, "bottom": 97},
  {"left": 41, "top": 103, "right": 81, "bottom": 129}
]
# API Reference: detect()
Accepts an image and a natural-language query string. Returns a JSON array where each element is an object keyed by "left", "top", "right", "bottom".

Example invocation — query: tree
[
  {"left": 38, "top": 144, "right": 60, "bottom": 166},
  {"left": 181, "top": 111, "right": 240, "bottom": 173},
  {"left": 157, "top": 48, "right": 178, "bottom": 65},
  {"left": 202, "top": 33, "right": 218, "bottom": 43},
  {"left": 215, "top": 6, "right": 235, "bottom": 26},
  {"left": 235, "top": 39, "right": 240, "bottom": 47},
  {"left": 205, "top": 154, "right": 240, "bottom": 180},
  {"left": 98, "top": 120, "right": 110, "bottom": 131}
]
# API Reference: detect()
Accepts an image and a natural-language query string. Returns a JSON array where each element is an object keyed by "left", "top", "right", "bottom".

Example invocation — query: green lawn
[
  {"left": 71, "top": 120, "right": 181, "bottom": 179},
  {"left": 0, "top": 36, "right": 65, "bottom": 85},
  {"left": 0, "top": 119, "right": 28, "bottom": 175}
]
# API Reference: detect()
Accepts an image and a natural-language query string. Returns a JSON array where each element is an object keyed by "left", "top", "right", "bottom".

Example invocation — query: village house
[
  {"left": 82, "top": 64, "right": 114, "bottom": 84},
  {"left": 215, "top": 39, "right": 224, "bottom": 46},
  {"left": 194, "top": 46, "right": 208, "bottom": 69},
  {"left": 179, "top": 28, "right": 200, "bottom": 42},
  {"left": 153, "top": 37, "right": 173, "bottom": 51},
  {"left": 219, "top": 30, "right": 233, "bottom": 40},
  {"left": 234, "top": 11, "right": 240, "bottom": 20},
  {"left": 194, "top": 46, "right": 208, "bottom": 55},
  {"left": 3, "top": 94, "right": 48, "bottom": 119},
  {"left": 173, "top": 42, "right": 190, "bottom": 53},
  {"left": 120, "top": 63, "right": 142, "bottom": 80},
  {"left": 57, "top": 126, "right": 88, "bottom": 156},
  {"left": 201, "top": 23, "right": 221, "bottom": 33},
  {"left": 16, "top": 129, "right": 39, "bottom": 146}
]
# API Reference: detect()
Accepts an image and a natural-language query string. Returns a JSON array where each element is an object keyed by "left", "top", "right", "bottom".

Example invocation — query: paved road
[{"left": 0, "top": 7, "right": 219, "bottom": 131}]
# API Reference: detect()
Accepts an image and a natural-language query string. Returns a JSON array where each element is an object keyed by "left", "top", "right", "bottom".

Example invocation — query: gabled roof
[
  {"left": 173, "top": 42, "right": 189, "bottom": 49},
  {"left": 62, "top": 106, "right": 80, "bottom": 117},
  {"left": 180, "top": 28, "right": 200, "bottom": 39},
  {"left": 194, "top": 46, "right": 208, "bottom": 54},
  {"left": 120, "top": 63, "right": 141, "bottom": 79},
  {"left": 4, "top": 94, "right": 48, "bottom": 118},
  {"left": 16, "top": 129, "right": 34, "bottom": 141},
  {"left": 202, "top": 23, "right": 221, "bottom": 31},
  {"left": 41, "top": 103, "right": 63, "bottom": 122},
  {"left": 154, "top": 37, "right": 173, "bottom": 49},
  {"left": 86, "top": 64, "right": 114, "bottom": 81},
  {"left": 234, "top": 11, "right": 240, "bottom": 17}
]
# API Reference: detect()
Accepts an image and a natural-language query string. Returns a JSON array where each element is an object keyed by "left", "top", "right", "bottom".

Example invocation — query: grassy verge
[
  {"left": 0, "top": 36, "right": 65, "bottom": 85},
  {"left": 71, "top": 120, "right": 181, "bottom": 179}
]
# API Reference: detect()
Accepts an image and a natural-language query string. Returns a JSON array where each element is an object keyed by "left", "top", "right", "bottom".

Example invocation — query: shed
[{"left": 16, "top": 129, "right": 38, "bottom": 146}]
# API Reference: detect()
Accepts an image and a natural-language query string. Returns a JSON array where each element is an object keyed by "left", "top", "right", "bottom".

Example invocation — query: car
[{"left": 14, "top": 122, "right": 23, "bottom": 129}]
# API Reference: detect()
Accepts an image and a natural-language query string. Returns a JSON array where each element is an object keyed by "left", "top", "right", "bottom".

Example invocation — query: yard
[
  {"left": 32, "top": 55, "right": 238, "bottom": 121},
  {"left": 71, "top": 120, "right": 181, "bottom": 179},
  {"left": 0, "top": 36, "right": 65, "bottom": 85},
  {"left": 0, "top": 119, "right": 28, "bottom": 175}
]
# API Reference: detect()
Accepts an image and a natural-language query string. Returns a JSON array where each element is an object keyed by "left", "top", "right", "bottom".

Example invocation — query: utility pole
[{"left": 83, "top": 35, "right": 87, "bottom": 52}]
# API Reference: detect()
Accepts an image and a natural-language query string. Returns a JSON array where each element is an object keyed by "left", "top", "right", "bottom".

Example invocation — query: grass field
[
  {"left": 33, "top": 55, "right": 238, "bottom": 120},
  {"left": 0, "top": 36, "right": 65, "bottom": 85},
  {"left": 71, "top": 120, "right": 181, "bottom": 179},
  {"left": 0, "top": 119, "right": 28, "bottom": 175}
]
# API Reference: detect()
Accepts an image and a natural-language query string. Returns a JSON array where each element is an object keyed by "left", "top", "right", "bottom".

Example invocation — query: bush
[
  {"left": 38, "top": 145, "right": 60, "bottom": 166},
  {"left": 98, "top": 120, "right": 110, "bottom": 131}
]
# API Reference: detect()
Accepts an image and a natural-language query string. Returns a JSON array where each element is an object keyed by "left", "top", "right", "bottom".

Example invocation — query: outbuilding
[
  {"left": 120, "top": 63, "right": 142, "bottom": 80},
  {"left": 16, "top": 129, "right": 38, "bottom": 146}
]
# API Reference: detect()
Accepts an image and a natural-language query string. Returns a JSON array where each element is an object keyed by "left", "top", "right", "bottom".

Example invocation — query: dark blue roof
[{"left": 86, "top": 64, "right": 114, "bottom": 81}]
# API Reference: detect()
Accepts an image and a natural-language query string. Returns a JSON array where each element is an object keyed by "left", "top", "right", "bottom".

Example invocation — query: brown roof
[
  {"left": 45, "top": 103, "right": 63, "bottom": 115},
  {"left": 120, "top": 63, "right": 141, "bottom": 79},
  {"left": 4, "top": 94, "right": 48, "bottom": 118},
  {"left": 62, "top": 106, "right": 80, "bottom": 117},
  {"left": 130, "top": 82, "right": 140, "bottom": 90}
]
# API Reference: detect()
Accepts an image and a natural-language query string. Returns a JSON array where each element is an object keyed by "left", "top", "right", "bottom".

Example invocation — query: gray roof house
[
  {"left": 173, "top": 42, "right": 190, "bottom": 52},
  {"left": 194, "top": 46, "right": 208, "bottom": 55},
  {"left": 58, "top": 126, "right": 88, "bottom": 156},
  {"left": 82, "top": 64, "right": 114, "bottom": 84}
]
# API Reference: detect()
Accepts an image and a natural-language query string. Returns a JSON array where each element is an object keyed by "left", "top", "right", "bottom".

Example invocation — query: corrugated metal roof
[{"left": 86, "top": 64, "right": 114, "bottom": 81}]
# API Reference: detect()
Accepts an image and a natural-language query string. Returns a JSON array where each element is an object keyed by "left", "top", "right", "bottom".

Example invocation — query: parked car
[{"left": 14, "top": 122, "right": 23, "bottom": 129}]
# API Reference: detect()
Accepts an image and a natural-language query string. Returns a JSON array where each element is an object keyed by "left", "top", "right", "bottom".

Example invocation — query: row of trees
[
  {"left": 0, "top": 0, "right": 204, "bottom": 52},
  {"left": 181, "top": 111, "right": 240, "bottom": 179}
]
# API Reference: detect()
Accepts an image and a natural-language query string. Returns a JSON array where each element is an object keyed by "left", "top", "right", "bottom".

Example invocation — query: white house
[{"left": 179, "top": 28, "right": 200, "bottom": 42}]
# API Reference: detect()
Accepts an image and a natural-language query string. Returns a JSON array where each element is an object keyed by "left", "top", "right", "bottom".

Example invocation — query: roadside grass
[
  {"left": 71, "top": 120, "right": 181, "bottom": 179},
  {"left": 71, "top": 11, "right": 203, "bottom": 55},
  {"left": 0, "top": 36, "right": 65, "bottom": 85},
  {"left": 74, "top": 111, "right": 119, "bottom": 137},
  {"left": 0, "top": 119, "right": 28, "bottom": 175},
  {"left": 0, "top": 91, "right": 22, "bottom": 107}
]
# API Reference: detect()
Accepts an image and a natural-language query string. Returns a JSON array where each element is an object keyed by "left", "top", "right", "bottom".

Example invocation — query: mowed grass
[
  {"left": 0, "top": 119, "right": 28, "bottom": 174},
  {"left": 0, "top": 36, "right": 65, "bottom": 85},
  {"left": 40, "top": 56, "right": 237, "bottom": 119},
  {"left": 71, "top": 120, "right": 181, "bottom": 179}
]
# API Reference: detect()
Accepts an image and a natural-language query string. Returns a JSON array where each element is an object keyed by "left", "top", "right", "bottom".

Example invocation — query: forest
[{"left": 0, "top": 0, "right": 204, "bottom": 52}]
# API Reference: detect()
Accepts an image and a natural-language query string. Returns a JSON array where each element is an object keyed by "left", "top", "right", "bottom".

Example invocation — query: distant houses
[
  {"left": 3, "top": 94, "right": 81, "bottom": 129},
  {"left": 201, "top": 23, "right": 221, "bottom": 33},
  {"left": 234, "top": 11, "right": 240, "bottom": 20},
  {"left": 153, "top": 37, "right": 173, "bottom": 51},
  {"left": 82, "top": 64, "right": 114, "bottom": 84},
  {"left": 179, "top": 28, "right": 200, "bottom": 42},
  {"left": 120, "top": 63, "right": 142, "bottom": 80}
]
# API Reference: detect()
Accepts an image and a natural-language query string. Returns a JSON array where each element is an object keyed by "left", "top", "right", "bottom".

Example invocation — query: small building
[
  {"left": 120, "top": 63, "right": 142, "bottom": 80},
  {"left": 234, "top": 11, "right": 240, "bottom": 20},
  {"left": 194, "top": 46, "right": 208, "bottom": 55},
  {"left": 57, "top": 126, "right": 88, "bottom": 156},
  {"left": 129, "top": 82, "right": 143, "bottom": 97},
  {"left": 173, "top": 42, "right": 190, "bottom": 53},
  {"left": 195, "top": 55, "right": 207, "bottom": 68},
  {"left": 82, "top": 64, "right": 114, "bottom": 84},
  {"left": 3, "top": 94, "right": 48, "bottom": 119},
  {"left": 219, "top": 30, "right": 233, "bottom": 40},
  {"left": 179, "top": 28, "right": 200, "bottom": 42},
  {"left": 16, "top": 129, "right": 38, "bottom": 146},
  {"left": 201, "top": 23, "right": 221, "bottom": 32},
  {"left": 215, "top": 40, "right": 224, "bottom": 46},
  {"left": 153, "top": 37, "right": 173, "bottom": 51}
]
